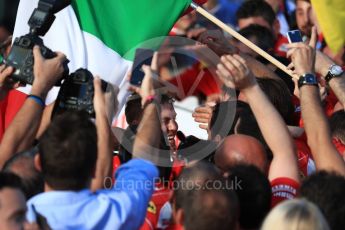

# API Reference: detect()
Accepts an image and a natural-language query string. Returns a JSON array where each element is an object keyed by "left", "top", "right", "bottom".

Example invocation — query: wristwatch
[
  {"left": 325, "top": 64, "right": 344, "bottom": 83},
  {"left": 298, "top": 73, "right": 318, "bottom": 88}
]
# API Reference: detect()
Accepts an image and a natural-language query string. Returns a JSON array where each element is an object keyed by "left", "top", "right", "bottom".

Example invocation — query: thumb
[
  {"left": 142, "top": 65, "right": 153, "bottom": 79},
  {"left": 93, "top": 76, "right": 102, "bottom": 95},
  {"left": 3, "top": 66, "right": 13, "bottom": 76},
  {"left": 32, "top": 46, "right": 43, "bottom": 63},
  {"left": 309, "top": 26, "right": 318, "bottom": 49},
  {"left": 151, "top": 52, "right": 159, "bottom": 72},
  {"left": 0, "top": 66, "right": 14, "bottom": 83}
]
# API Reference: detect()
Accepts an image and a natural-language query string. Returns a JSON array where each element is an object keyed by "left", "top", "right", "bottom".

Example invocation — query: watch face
[
  {"left": 305, "top": 75, "right": 317, "bottom": 84},
  {"left": 330, "top": 65, "right": 343, "bottom": 75}
]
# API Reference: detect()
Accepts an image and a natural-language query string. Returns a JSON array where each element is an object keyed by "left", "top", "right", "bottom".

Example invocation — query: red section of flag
[
  {"left": 184, "top": 0, "right": 208, "bottom": 15},
  {"left": 0, "top": 90, "right": 27, "bottom": 141}
]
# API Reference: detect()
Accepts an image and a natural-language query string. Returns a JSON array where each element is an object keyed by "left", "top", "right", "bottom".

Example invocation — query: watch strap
[
  {"left": 325, "top": 64, "right": 344, "bottom": 83},
  {"left": 298, "top": 73, "right": 318, "bottom": 88}
]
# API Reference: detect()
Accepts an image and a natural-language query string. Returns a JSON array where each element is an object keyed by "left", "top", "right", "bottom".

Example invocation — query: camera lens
[
  {"left": 19, "top": 38, "right": 31, "bottom": 47},
  {"left": 74, "top": 73, "right": 81, "bottom": 81}
]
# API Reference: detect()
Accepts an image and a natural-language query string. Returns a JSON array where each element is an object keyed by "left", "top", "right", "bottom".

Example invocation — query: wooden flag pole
[{"left": 190, "top": 2, "right": 296, "bottom": 79}]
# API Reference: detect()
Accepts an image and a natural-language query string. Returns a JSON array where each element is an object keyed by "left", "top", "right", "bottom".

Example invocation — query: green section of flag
[{"left": 71, "top": 0, "right": 191, "bottom": 60}]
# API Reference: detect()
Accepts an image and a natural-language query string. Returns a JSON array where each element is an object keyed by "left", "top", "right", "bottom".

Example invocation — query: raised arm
[
  {"left": 0, "top": 46, "right": 66, "bottom": 169},
  {"left": 217, "top": 54, "right": 299, "bottom": 182},
  {"left": 198, "top": 30, "right": 283, "bottom": 80},
  {"left": 314, "top": 50, "right": 345, "bottom": 108},
  {"left": 131, "top": 65, "right": 162, "bottom": 162},
  {"left": 106, "top": 64, "right": 160, "bottom": 230},
  {"left": 287, "top": 32, "right": 345, "bottom": 176},
  {"left": 90, "top": 77, "right": 114, "bottom": 191}
]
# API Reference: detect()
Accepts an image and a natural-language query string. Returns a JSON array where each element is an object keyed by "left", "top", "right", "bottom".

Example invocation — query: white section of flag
[{"left": 12, "top": 0, "right": 132, "bottom": 109}]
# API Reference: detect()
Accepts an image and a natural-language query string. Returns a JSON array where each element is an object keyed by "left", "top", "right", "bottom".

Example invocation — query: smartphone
[
  {"left": 130, "top": 48, "right": 154, "bottom": 86},
  {"left": 287, "top": 30, "right": 303, "bottom": 43}
]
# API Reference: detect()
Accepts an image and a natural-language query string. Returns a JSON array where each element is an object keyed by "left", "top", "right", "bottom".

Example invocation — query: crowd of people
[{"left": 0, "top": 0, "right": 345, "bottom": 229}]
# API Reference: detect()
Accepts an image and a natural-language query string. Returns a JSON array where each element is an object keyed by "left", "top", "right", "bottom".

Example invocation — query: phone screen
[
  {"left": 130, "top": 48, "right": 154, "bottom": 86},
  {"left": 287, "top": 30, "right": 303, "bottom": 43}
]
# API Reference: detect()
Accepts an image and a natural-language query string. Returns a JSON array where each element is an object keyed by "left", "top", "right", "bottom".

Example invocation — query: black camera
[
  {"left": 52, "top": 68, "right": 108, "bottom": 118},
  {"left": 4, "top": 0, "right": 71, "bottom": 85}
]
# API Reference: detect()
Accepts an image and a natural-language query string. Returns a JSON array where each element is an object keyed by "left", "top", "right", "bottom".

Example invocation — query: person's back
[{"left": 26, "top": 111, "right": 158, "bottom": 229}]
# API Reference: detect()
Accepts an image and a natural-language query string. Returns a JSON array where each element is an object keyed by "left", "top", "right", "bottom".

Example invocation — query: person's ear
[
  {"left": 34, "top": 154, "right": 42, "bottom": 172},
  {"left": 273, "top": 19, "right": 281, "bottom": 37}
]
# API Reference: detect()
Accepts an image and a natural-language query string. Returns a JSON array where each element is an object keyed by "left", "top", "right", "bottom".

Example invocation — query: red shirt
[
  {"left": 140, "top": 184, "right": 172, "bottom": 230},
  {"left": 166, "top": 224, "right": 183, "bottom": 230},
  {"left": 0, "top": 90, "right": 27, "bottom": 141},
  {"left": 295, "top": 90, "right": 339, "bottom": 128},
  {"left": 333, "top": 138, "right": 345, "bottom": 157},
  {"left": 324, "top": 90, "right": 339, "bottom": 117},
  {"left": 271, "top": 177, "right": 300, "bottom": 208},
  {"left": 274, "top": 34, "right": 289, "bottom": 58},
  {"left": 294, "top": 137, "right": 314, "bottom": 178}
]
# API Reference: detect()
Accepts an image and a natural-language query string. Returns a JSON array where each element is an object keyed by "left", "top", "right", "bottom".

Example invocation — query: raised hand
[
  {"left": 198, "top": 30, "right": 236, "bottom": 56},
  {"left": 31, "top": 46, "right": 67, "bottom": 98},
  {"left": 0, "top": 65, "right": 18, "bottom": 99},
  {"left": 93, "top": 77, "right": 107, "bottom": 117},
  {"left": 192, "top": 104, "right": 214, "bottom": 131},
  {"left": 286, "top": 26, "right": 317, "bottom": 76},
  {"left": 216, "top": 54, "right": 257, "bottom": 91}
]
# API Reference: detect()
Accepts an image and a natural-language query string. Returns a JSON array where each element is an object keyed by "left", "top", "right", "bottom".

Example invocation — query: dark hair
[
  {"left": 125, "top": 94, "right": 143, "bottom": 125},
  {"left": 226, "top": 164, "right": 271, "bottom": 229},
  {"left": 183, "top": 181, "right": 239, "bottom": 230},
  {"left": 119, "top": 124, "right": 138, "bottom": 164},
  {"left": 238, "top": 24, "right": 275, "bottom": 52},
  {"left": 209, "top": 100, "right": 239, "bottom": 140},
  {"left": 329, "top": 110, "right": 345, "bottom": 143},
  {"left": 39, "top": 111, "right": 97, "bottom": 190},
  {"left": 160, "top": 94, "right": 175, "bottom": 106},
  {"left": 2, "top": 147, "right": 44, "bottom": 199},
  {"left": 125, "top": 94, "right": 174, "bottom": 126},
  {"left": 0, "top": 172, "right": 23, "bottom": 191},
  {"left": 236, "top": 0, "right": 276, "bottom": 27},
  {"left": 257, "top": 78, "right": 295, "bottom": 125},
  {"left": 0, "top": 0, "right": 20, "bottom": 33},
  {"left": 174, "top": 162, "right": 238, "bottom": 230},
  {"left": 119, "top": 125, "right": 172, "bottom": 182},
  {"left": 300, "top": 171, "right": 345, "bottom": 230},
  {"left": 221, "top": 102, "right": 273, "bottom": 161},
  {"left": 174, "top": 161, "right": 221, "bottom": 210},
  {"left": 177, "top": 132, "right": 217, "bottom": 163}
]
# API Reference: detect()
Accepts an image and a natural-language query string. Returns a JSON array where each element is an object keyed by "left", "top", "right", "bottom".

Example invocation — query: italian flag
[{"left": 0, "top": 0, "right": 206, "bottom": 139}]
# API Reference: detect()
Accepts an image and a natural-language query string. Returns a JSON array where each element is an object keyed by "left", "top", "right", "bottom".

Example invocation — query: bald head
[
  {"left": 3, "top": 149, "right": 44, "bottom": 199},
  {"left": 215, "top": 135, "right": 268, "bottom": 173}
]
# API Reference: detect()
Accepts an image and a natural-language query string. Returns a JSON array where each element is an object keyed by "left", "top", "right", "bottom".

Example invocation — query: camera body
[
  {"left": 5, "top": 34, "right": 56, "bottom": 84},
  {"left": 4, "top": 0, "right": 71, "bottom": 85},
  {"left": 52, "top": 68, "right": 107, "bottom": 118}
]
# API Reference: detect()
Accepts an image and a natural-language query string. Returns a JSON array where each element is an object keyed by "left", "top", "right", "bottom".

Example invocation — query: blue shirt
[
  {"left": 217, "top": 0, "right": 240, "bottom": 27},
  {"left": 197, "top": 1, "right": 240, "bottom": 28},
  {"left": 26, "top": 159, "right": 158, "bottom": 230}
]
